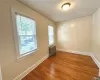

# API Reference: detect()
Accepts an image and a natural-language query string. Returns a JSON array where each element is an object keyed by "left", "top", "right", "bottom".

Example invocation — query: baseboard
[
  {"left": 57, "top": 48, "right": 90, "bottom": 56},
  {"left": 90, "top": 53, "right": 100, "bottom": 68},
  {"left": 13, "top": 49, "right": 100, "bottom": 79},
  {"left": 57, "top": 48, "right": 100, "bottom": 76},
  {"left": 90, "top": 53, "right": 100, "bottom": 76},
  {"left": 0, "top": 65, "right": 2, "bottom": 80},
  {"left": 13, "top": 54, "right": 49, "bottom": 80}
]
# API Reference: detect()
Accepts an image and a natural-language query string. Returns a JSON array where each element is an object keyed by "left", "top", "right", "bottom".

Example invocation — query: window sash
[
  {"left": 18, "top": 35, "right": 37, "bottom": 55},
  {"left": 48, "top": 26, "right": 54, "bottom": 45},
  {"left": 15, "top": 13, "right": 37, "bottom": 55},
  {"left": 16, "top": 14, "right": 36, "bottom": 36}
]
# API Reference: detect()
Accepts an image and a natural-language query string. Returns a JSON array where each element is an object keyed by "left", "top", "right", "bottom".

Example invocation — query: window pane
[
  {"left": 49, "top": 35, "right": 54, "bottom": 45},
  {"left": 19, "top": 36, "right": 37, "bottom": 54},
  {"left": 48, "top": 26, "right": 54, "bottom": 35},
  {"left": 48, "top": 26, "right": 54, "bottom": 45},
  {"left": 16, "top": 14, "right": 37, "bottom": 55},
  {"left": 16, "top": 15, "right": 36, "bottom": 36}
]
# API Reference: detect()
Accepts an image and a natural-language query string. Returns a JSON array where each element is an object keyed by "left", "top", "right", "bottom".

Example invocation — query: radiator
[{"left": 49, "top": 46, "right": 56, "bottom": 57}]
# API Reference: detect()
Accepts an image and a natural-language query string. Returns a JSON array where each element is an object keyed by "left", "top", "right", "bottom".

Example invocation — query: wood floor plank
[{"left": 22, "top": 51, "right": 99, "bottom": 80}]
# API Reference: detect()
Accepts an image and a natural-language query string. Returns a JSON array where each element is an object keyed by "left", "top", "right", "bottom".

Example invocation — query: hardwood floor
[{"left": 22, "top": 51, "right": 99, "bottom": 80}]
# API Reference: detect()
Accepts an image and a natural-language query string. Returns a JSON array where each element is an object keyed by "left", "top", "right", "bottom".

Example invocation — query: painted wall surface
[
  {"left": 0, "top": 0, "right": 56, "bottom": 80},
  {"left": 56, "top": 16, "right": 92, "bottom": 53},
  {"left": 92, "top": 8, "right": 100, "bottom": 64}
]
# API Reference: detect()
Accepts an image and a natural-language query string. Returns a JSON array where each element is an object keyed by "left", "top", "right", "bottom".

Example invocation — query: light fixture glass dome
[{"left": 62, "top": 3, "right": 71, "bottom": 11}]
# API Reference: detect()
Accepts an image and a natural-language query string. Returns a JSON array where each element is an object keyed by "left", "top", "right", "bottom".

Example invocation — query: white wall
[
  {"left": 92, "top": 8, "right": 100, "bottom": 64},
  {"left": 0, "top": 0, "right": 56, "bottom": 80},
  {"left": 56, "top": 16, "right": 92, "bottom": 53}
]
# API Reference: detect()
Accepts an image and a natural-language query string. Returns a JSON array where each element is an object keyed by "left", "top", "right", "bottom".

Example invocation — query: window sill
[{"left": 17, "top": 49, "right": 38, "bottom": 60}]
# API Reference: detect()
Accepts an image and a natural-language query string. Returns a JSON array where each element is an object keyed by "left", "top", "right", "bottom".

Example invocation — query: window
[
  {"left": 15, "top": 13, "right": 37, "bottom": 57},
  {"left": 48, "top": 25, "right": 54, "bottom": 46}
]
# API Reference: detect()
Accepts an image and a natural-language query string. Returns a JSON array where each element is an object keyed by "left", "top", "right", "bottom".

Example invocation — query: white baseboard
[
  {"left": 13, "top": 54, "right": 49, "bottom": 80},
  {"left": 57, "top": 48, "right": 100, "bottom": 76},
  {"left": 99, "top": 69, "right": 100, "bottom": 76},
  {"left": 90, "top": 53, "right": 100, "bottom": 76},
  {"left": 57, "top": 48, "right": 90, "bottom": 56},
  {"left": 13, "top": 48, "right": 100, "bottom": 79},
  {"left": 0, "top": 65, "right": 2, "bottom": 80},
  {"left": 90, "top": 53, "right": 100, "bottom": 68}
]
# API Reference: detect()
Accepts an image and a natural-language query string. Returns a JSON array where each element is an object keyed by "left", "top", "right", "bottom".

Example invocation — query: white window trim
[
  {"left": 48, "top": 25, "right": 55, "bottom": 47},
  {"left": 11, "top": 8, "right": 38, "bottom": 59}
]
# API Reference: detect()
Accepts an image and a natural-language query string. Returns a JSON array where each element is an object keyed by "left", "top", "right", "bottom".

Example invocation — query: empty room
[{"left": 0, "top": 0, "right": 100, "bottom": 80}]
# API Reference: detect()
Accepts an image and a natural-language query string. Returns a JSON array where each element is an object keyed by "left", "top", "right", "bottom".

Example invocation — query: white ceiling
[{"left": 18, "top": 0, "right": 100, "bottom": 22}]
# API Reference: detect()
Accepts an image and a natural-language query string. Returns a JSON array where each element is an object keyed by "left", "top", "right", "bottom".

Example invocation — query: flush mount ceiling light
[{"left": 61, "top": 3, "right": 71, "bottom": 11}]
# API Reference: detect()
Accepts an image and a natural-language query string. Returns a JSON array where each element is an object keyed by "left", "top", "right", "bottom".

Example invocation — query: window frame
[
  {"left": 11, "top": 9, "right": 38, "bottom": 59},
  {"left": 48, "top": 25, "right": 55, "bottom": 46}
]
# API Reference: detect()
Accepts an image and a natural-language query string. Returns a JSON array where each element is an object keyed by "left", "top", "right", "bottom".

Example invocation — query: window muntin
[
  {"left": 48, "top": 25, "right": 54, "bottom": 45},
  {"left": 16, "top": 13, "right": 37, "bottom": 55}
]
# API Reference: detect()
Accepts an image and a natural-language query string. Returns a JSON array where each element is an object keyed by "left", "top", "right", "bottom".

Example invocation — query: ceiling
[{"left": 18, "top": 0, "right": 100, "bottom": 22}]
